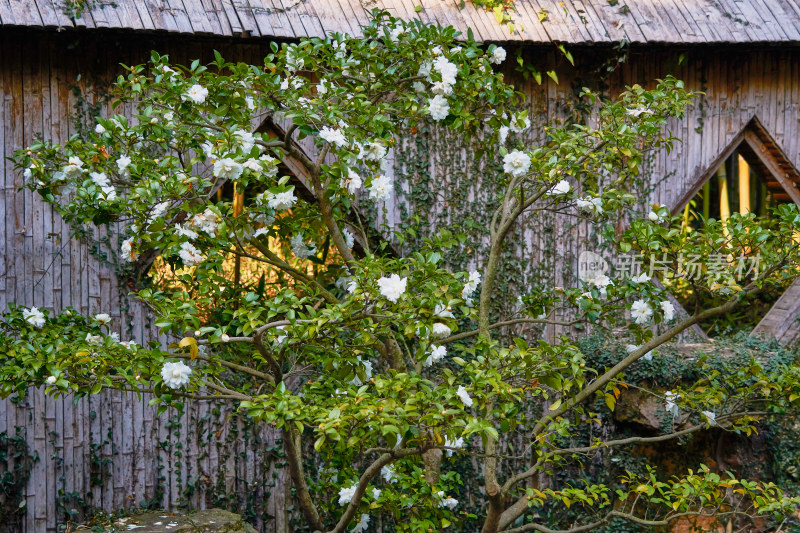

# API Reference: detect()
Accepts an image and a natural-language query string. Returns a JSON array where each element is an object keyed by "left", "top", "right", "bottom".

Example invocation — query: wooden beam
[{"left": 743, "top": 130, "right": 800, "bottom": 205}]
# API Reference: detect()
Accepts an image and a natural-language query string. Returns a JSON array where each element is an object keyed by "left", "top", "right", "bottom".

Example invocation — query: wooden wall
[{"left": 1, "top": 27, "right": 799, "bottom": 532}]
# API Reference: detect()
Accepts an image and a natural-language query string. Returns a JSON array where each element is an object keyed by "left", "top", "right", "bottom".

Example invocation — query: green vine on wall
[{"left": 0, "top": 429, "right": 38, "bottom": 528}]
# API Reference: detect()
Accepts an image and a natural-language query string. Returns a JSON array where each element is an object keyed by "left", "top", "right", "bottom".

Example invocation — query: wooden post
[
  {"left": 702, "top": 181, "right": 711, "bottom": 220},
  {"left": 718, "top": 165, "right": 730, "bottom": 222},
  {"left": 233, "top": 183, "right": 244, "bottom": 287},
  {"left": 738, "top": 154, "right": 751, "bottom": 214}
]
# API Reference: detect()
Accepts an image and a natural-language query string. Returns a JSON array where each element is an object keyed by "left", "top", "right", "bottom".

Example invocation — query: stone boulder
[{"left": 101, "top": 509, "right": 257, "bottom": 533}]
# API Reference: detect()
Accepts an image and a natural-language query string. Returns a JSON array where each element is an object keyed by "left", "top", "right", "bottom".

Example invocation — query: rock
[
  {"left": 614, "top": 388, "right": 688, "bottom": 430},
  {"left": 105, "top": 509, "right": 257, "bottom": 533}
]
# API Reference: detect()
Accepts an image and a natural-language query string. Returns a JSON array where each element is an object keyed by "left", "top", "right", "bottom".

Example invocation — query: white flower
[
  {"left": 178, "top": 241, "right": 204, "bottom": 267},
  {"left": 94, "top": 313, "right": 112, "bottom": 325},
  {"left": 188, "top": 209, "right": 219, "bottom": 236},
  {"left": 585, "top": 271, "right": 611, "bottom": 289},
  {"left": 316, "top": 79, "right": 329, "bottom": 95},
  {"left": 95, "top": 123, "right": 106, "bottom": 134},
  {"left": 424, "top": 344, "right": 447, "bottom": 367},
  {"left": 243, "top": 158, "right": 262, "bottom": 173},
  {"left": 184, "top": 84, "right": 208, "bottom": 104},
  {"left": 462, "top": 270, "right": 481, "bottom": 298},
  {"left": 377, "top": 274, "right": 407, "bottom": 302},
  {"left": 351, "top": 357, "right": 373, "bottom": 386},
  {"left": 626, "top": 104, "right": 653, "bottom": 118},
  {"left": 175, "top": 224, "right": 199, "bottom": 240},
  {"left": 388, "top": 25, "right": 404, "bottom": 41},
  {"left": 120, "top": 340, "right": 138, "bottom": 350},
  {"left": 85, "top": 333, "right": 103, "bottom": 345},
  {"left": 341, "top": 169, "right": 362, "bottom": 195},
  {"left": 347, "top": 280, "right": 358, "bottom": 294},
  {"left": 431, "top": 323, "right": 451, "bottom": 338},
  {"left": 213, "top": 158, "right": 244, "bottom": 180},
  {"left": 433, "top": 56, "right": 457, "bottom": 85},
  {"left": 509, "top": 113, "right": 531, "bottom": 134},
  {"left": 274, "top": 325, "right": 288, "bottom": 345},
  {"left": 381, "top": 465, "right": 397, "bottom": 483},
  {"left": 267, "top": 190, "right": 297, "bottom": 211},
  {"left": 489, "top": 46, "right": 507, "bottom": 65},
  {"left": 428, "top": 95, "right": 450, "bottom": 121},
  {"left": 23, "top": 307, "right": 46, "bottom": 328},
  {"left": 351, "top": 514, "right": 370, "bottom": 533},
  {"left": 434, "top": 303, "right": 455, "bottom": 319},
  {"left": 46, "top": 375, "right": 57, "bottom": 385},
  {"left": 343, "top": 228, "right": 354, "bottom": 249},
  {"left": 120, "top": 237, "right": 135, "bottom": 262},
  {"left": 631, "top": 272, "right": 650, "bottom": 284},
  {"left": 116, "top": 155, "right": 131, "bottom": 174},
  {"left": 576, "top": 196, "right": 604, "bottom": 215},
  {"left": 338, "top": 484, "right": 358, "bottom": 506},
  {"left": 109, "top": 332, "right": 120, "bottom": 343},
  {"left": 502, "top": 150, "right": 531, "bottom": 177},
  {"left": 363, "top": 142, "right": 387, "bottom": 162},
  {"left": 90, "top": 171, "right": 111, "bottom": 189},
  {"left": 660, "top": 300, "right": 675, "bottom": 321},
  {"left": 372, "top": 487, "right": 381, "bottom": 499},
  {"left": 664, "top": 391, "right": 680, "bottom": 417},
  {"left": 444, "top": 436, "right": 464, "bottom": 457},
  {"left": 62, "top": 156, "right": 84, "bottom": 179},
  {"left": 648, "top": 210, "right": 666, "bottom": 223},
  {"left": 319, "top": 126, "right": 348, "bottom": 148},
  {"left": 439, "top": 496, "right": 459, "bottom": 510},
  {"left": 630, "top": 299, "right": 653, "bottom": 325},
  {"left": 291, "top": 233, "right": 317, "bottom": 259},
  {"left": 546, "top": 179, "right": 571, "bottom": 196},
  {"left": 234, "top": 129, "right": 255, "bottom": 154},
  {"left": 368, "top": 175, "right": 392, "bottom": 202},
  {"left": 456, "top": 385, "right": 473, "bottom": 407},
  {"left": 498, "top": 125, "right": 509, "bottom": 145},
  {"left": 702, "top": 410, "right": 717, "bottom": 426},
  {"left": 625, "top": 344, "right": 639, "bottom": 354},
  {"left": 161, "top": 361, "right": 192, "bottom": 389}
]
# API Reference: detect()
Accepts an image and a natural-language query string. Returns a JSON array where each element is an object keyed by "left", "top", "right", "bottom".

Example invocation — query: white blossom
[
  {"left": 62, "top": 156, "right": 84, "bottom": 179},
  {"left": 372, "top": 487, "right": 381, "bottom": 499},
  {"left": 489, "top": 46, "right": 507, "bottom": 65},
  {"left": 631, "top": 272, "right": 650, "bottom": 284},
  {"left": 498, "top": 125, "right": 509, "bottom": 145},
  {"left": 120, "top": 237, "right": 135, "bottom": 262},
  {"left": 648, "top": 210, "right": 666, "bottom": 223},
  {"left": 444, "top": 436, "right": 464, "bottom": 457},
  {"left": 94, "top": 313, "right": 112, "bottom": 325},
  {"left": 291, "top": 233, "right": 317, "bottom": 259},
  {"left": 702, "top": 410, "right": 717, "bottom": 426},
  {"left": 630, "top": 299, "right": 653, "bottom": 325},
  {"left": 343, "top": 228, "right": 354, "bottom": 249},
  {"left": 456, "top": 385, "right": 473, "bottom": 407},
  {"left": 267, "top": 190, "right": 297, "bottom": 211},
  {"left": 116, "top": 155, "right": 132, "bottom": 176},
  {"left": 665, "top": 391, "right": 680, "bottom": 417},
  {"left": 338, "top": 484, "right": 358, "bottom": 506},
  {"left": 213, "top": 158, "right": 244, "bottom": 181},
  {"left": 178, "top": 241, "right": 204, "bottom": 267},
  {"left": 23, "top": 307, "right": 45, "bottom": 328},
  {"left": 576, "top": 196, "right": 604, "bottom": 215},
  {"left": 85, "top": 333, "right": 103, "bottom": 345},
  {"left": 509, "top": 113, "right": 530, "bottom": 133},
  {"left": 432, "top": 323, "right": 451, "bottom": 338},
  {"left": 234, "top": 129, "right": 255, "bottom": 154},
  {"left": 175, "top": 224, "right": 199, "bottom": 240},
  {"left": 319, "top": 126, "right": 348, "bottom": 148},
  {"left": 351, "top": 514, "right": 370, "bottom": 533},
  {"left": 381, "top": 465, "right": 397, "bottom": 483},
  {"left": 184, "top": 84, "right": 208, "bottom": 104},
  {"left": 341, "top": 169, "right": 362, "bottom": 195},
  {"left": 368, "top": 175, "right": 392, "bottom": 202},
  {"left": 188, "top": 209, "right": 219, "bottom": 236},
  {"left": 363, "top": 142, "right": 387, "bottom": 162},
  {"left": 377, "top": 274, "right": 407, "bottom": 302},
  {"left": 462, "top": 270, "right": 481, "bottom": 299},
  {"left": 434, "top": 303, "right": 455, "bottom": 319},
  {"left": 424, "top": 344, "right": 447, "bottom": 367},
  {"left": 502, "top": 150, "right": 531, "bottom": 177},
  {"left": 243, "top": 158, "right": 262, "bottom": 173},
  {"left": 161, "top": 361, "right": 192, "bottom": 389},
  {"left": 428, "top": 95, "right": 450, "bottom": 121},
  {"left": 660, "top": 300, "right": 675, "bottom": 321},
  {"left": 95, "top": 124, "right": 106, "bottom": 134},
  {"left": 439, "top": 496, "right": 459, "bottom": 510},
  {"left": 546, "top": 180, "right": 571, "bottom": 196},
  {"left": 46, "top": 375, "right": 57, "bottom": 385},
  {"left": 626, "top": 104, "right": 653, "bottom": 118}
]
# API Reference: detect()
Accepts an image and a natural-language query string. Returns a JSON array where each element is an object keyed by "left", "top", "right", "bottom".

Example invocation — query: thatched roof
[{"left": 4, "top": 0, "right": 800, "bottom": 44}]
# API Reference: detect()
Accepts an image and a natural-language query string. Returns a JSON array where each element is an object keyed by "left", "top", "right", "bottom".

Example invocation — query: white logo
[{"left": 578, "top": 251, "right": 609, "bottom": 283}]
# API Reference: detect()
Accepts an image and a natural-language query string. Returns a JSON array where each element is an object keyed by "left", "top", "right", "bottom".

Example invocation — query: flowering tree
[{"left": 5, "top": 11, "right": 800, "bottom": 533}]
